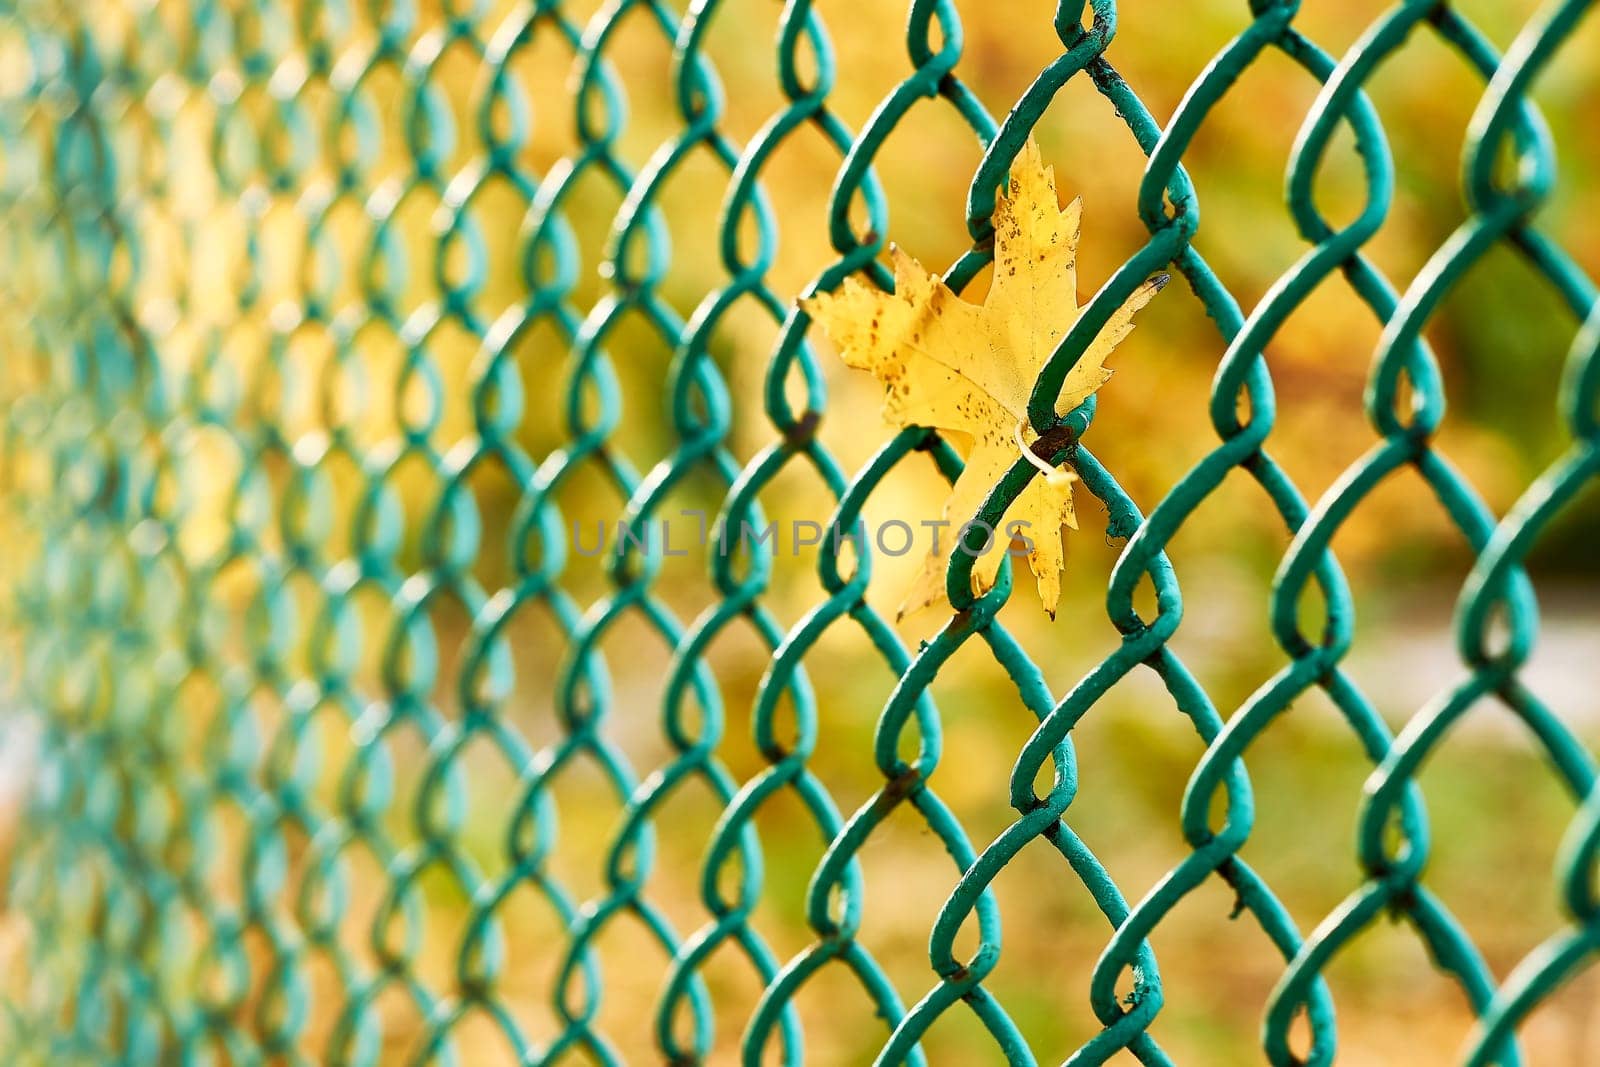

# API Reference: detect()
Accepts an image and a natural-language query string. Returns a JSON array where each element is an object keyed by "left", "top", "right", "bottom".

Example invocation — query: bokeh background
[{"left": 0, "top": 0, "right": 1598, "bottom": 1063}]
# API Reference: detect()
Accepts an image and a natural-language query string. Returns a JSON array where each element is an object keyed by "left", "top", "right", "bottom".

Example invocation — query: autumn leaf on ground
[{"left": 801, "top": 139, "right": 1165, "bottom": 618}]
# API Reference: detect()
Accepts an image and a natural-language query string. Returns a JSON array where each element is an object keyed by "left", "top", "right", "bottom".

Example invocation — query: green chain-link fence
[{"left": 1, "top": 0, "right": 1599, "bottom": 1063}]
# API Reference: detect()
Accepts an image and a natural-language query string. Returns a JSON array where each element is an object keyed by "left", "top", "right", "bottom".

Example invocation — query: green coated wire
[{"left": 0, "top": 0, "right": 1596, "bottom": 1064}]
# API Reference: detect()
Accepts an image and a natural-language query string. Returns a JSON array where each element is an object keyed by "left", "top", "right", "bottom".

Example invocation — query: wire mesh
[{"left": 0, "top": 0, "right": 1598, "bottom": 1064}]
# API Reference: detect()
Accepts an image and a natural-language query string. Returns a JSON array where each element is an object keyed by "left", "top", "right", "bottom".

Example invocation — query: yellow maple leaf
[{"left": 801, "top": 139, "right": 1165, "bottom": 618}]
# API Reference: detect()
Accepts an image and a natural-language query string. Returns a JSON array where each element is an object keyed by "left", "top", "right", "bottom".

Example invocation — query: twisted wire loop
[{"left": 0, "top": 0, "right": 1597, "bottom": 1064}]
